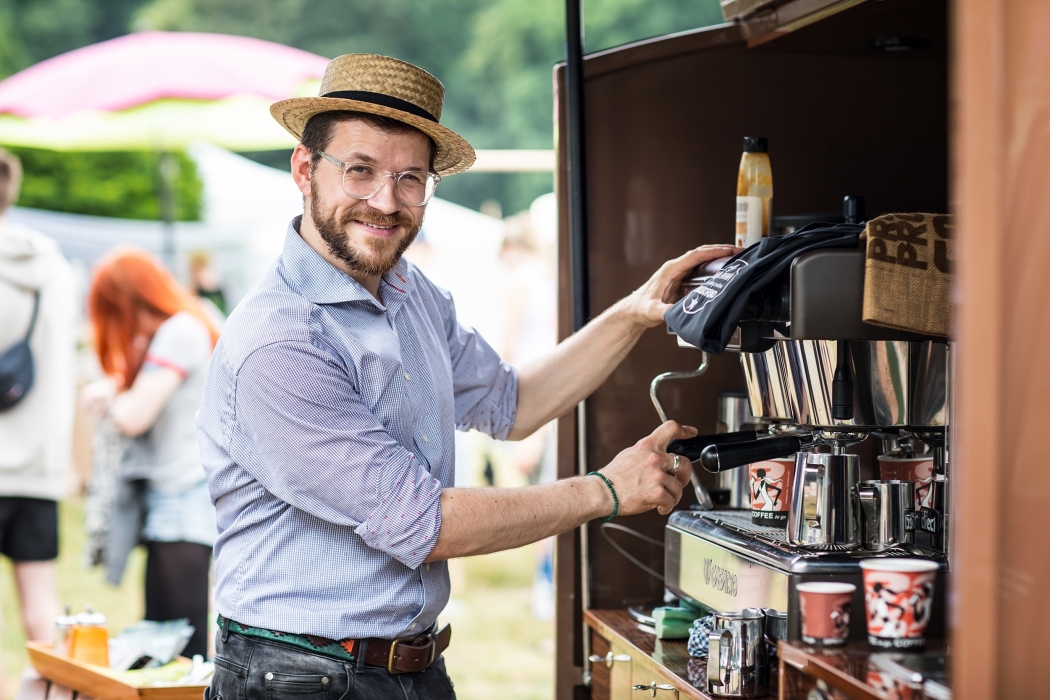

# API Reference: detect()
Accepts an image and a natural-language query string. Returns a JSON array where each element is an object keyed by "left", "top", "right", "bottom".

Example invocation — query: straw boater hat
[{"left": 270, "top": 54, "right": 475, "bottom": 176}]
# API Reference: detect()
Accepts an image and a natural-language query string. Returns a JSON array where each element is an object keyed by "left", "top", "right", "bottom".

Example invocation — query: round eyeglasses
[{"left": 317, "top": 150, "right": 440, "bottom": 207}]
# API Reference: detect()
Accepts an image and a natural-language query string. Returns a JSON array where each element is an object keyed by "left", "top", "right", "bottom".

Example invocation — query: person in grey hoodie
[{"left": 0, "top": 147, "right": 77, "bottom": 647}]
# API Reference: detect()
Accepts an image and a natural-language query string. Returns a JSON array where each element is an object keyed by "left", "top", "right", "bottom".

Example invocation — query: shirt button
[
  {"left": 404, "top": 372, "right": 411, "bottom": 381},
  {"left": 422, "top": 434, "right": 429, "bottom": 443},
  {"left": 322, "top": 677, "right": 330, "bottom": 685},
  {"left": 265, "top": 673, "right": 274, "bottom": 681}
]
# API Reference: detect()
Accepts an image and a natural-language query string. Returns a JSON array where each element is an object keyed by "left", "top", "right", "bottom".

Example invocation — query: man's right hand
[
  {"left": 595, "top": 420, "right": 696, "bottom": 517},
  {"left": 426, "top": 419, "right": 698, "bottom": 562}
]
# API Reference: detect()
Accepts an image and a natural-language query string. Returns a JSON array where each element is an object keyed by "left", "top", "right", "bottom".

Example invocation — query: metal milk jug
[
  {"left": 707, "top": 608, "right": 769, "bottom": 698},
  {"left": 787, "top": 452, "right": 861, "bottom": 548}
]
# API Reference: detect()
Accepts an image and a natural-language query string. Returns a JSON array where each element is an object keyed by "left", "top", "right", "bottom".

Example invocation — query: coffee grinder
[{"left": 662, "top": 246, "right": 950, "bottom": 643}]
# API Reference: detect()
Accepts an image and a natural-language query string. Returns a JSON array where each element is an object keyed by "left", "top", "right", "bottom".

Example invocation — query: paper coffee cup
[
  {"left": 878, "top": 456, "right": 935, "bottom": 510},
  {"left": 797, "top": 581, "right": 855, "bottom": 645},
  {"left": 749, "top": 457, "right": 795, "bottom": 526},
  {"left": 860, "top": 558, "right": 938, "bottom": 649}
]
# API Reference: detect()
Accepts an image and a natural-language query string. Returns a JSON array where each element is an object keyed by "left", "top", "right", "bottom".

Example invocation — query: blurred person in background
[
  {"left": 0, "top": 147, "right": 77, "bottom": 653},
  {"left": 499, "top": 210, "right": 558, "bottom": 620},
  {"left": 80, "top": 248, "right": 219, "bottom": 658},
  {"left": 187, "top": 251, "right": 228, "bottom": 316}
]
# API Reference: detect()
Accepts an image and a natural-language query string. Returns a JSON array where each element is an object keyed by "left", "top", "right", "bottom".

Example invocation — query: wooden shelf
[
  {"left": 586, "top": 610, "right": 952, "bottom": 700},
  {"left": 779, "top": 640, "right": 950, "bottom": 700}
]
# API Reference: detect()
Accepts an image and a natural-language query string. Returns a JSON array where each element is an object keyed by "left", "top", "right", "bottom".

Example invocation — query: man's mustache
[{"left": 341, "top": 209, "right": 414, "bottom": 229}]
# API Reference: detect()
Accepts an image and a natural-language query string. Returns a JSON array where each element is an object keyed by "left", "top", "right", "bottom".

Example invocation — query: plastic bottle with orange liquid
[{"left": 735, "top": 137, "right": 773, "bottom": 248}]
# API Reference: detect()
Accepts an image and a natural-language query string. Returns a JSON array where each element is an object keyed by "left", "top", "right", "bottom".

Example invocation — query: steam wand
[{"left": 649, "top": 353, "right": 714, "bottom": 509}]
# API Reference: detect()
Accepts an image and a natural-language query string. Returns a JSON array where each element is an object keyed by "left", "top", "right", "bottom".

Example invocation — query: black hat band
[{"left": 322, "top": 90, "right": 437, "bottom": 123}]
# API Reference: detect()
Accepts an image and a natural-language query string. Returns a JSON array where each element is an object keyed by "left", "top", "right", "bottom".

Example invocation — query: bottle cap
[
  {"left": 76, "top": 605, "right": 107, "bottom": 627},
  {"left": 55, "top": 604, "right": 76, "bottom": 627},
  {"left": 742, "top": 137, "right": 768, "bottom": 153}
]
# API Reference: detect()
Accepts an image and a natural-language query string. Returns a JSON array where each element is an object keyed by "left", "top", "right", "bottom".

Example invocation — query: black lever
[
  {"left": 831, "top": 340, "right": 854, "bottom": 421},
  {"left": 699, "top": 436, "right": 803, "bottom": 473},
  {"left": 668, "top": 430, "right": 762, "bottom": 463}
]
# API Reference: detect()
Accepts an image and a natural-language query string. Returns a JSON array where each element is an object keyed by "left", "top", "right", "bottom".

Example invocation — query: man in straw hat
[{"left": 198, "top": 54, "right": 736, "bottom": 698}]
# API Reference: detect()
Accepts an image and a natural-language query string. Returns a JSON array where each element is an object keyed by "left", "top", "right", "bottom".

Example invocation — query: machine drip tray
[{"left": 664, "top": 509, "right": 948, "bottom": 642}]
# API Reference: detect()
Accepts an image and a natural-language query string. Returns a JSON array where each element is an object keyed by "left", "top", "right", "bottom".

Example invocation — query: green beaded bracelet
[{"left": 587, "top": 471, "right": 619, "bottom": 522}]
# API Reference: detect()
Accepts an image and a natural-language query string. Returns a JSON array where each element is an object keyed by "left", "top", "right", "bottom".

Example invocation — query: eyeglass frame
[{"left": 315, "top": 149, "right": 441, "bottom": 207}]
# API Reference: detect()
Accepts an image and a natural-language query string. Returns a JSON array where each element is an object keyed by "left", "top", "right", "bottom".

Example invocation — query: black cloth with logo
[{"left": 665, "top": 223, "right": 864, "bottom": 354}]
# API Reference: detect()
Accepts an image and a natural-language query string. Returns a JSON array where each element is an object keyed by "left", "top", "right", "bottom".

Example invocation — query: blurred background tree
[
  {"left": 0, "top": 0, "right": 721, "bottom": 218},
  {"left": 9, "top": 147, "right": 202, "bottom": 220}
]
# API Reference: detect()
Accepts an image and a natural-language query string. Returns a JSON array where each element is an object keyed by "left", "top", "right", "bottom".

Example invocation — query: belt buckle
[{"left": 387, "top": 635, "right": 435, "bottom": 675}]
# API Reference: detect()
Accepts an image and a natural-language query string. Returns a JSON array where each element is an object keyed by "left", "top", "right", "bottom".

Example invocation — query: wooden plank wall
[{"left": 953, "top": 0, "right": 1050, "bottom": 696}]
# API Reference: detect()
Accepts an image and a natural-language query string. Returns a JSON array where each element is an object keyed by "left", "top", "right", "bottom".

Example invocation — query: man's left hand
[{"left": 622, "top": 244, "right": 741, "bottom": 328}]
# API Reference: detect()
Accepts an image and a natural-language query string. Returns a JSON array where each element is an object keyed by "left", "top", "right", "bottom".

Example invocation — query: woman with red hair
[{"left": 81, "top": 247, "right": 220, "bottom": 658}]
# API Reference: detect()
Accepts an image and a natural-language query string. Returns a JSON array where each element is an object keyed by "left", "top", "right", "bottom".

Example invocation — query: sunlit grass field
[{"left": 0, "top": 500, "right": 553, "bottom": 699}]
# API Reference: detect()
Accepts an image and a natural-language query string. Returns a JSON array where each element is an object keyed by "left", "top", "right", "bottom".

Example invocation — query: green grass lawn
[{"left": 0, "top": 500, "right": 554, "bottom": 699}]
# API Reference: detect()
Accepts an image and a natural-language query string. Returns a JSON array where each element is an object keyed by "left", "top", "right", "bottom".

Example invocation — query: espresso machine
[{"left": 659, "top": 245, "right": 951, "bottom": 643}]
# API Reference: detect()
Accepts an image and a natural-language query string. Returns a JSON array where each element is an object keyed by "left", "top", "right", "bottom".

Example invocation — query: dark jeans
[{"left": 208, "top": 627, "right": 457, "bottom": 700}]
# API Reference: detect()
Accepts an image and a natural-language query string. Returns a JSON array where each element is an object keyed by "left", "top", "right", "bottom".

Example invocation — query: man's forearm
[
  {"left": 508, "top": 299, "right": 644, "bottom": 439},
  {"left": 423, "top": 477, "right": 611, "bottom": 562}
]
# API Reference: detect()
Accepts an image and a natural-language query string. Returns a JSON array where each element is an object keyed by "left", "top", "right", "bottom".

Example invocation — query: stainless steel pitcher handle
[
  {"left": 802, "top": 463, "right": 825, "bottom": 533},
  {"left": 856, "top": 483, "right": 880, "bottom": 548},
  {"left": 707, "top": 630, "right": 730, "bottom": 692}
]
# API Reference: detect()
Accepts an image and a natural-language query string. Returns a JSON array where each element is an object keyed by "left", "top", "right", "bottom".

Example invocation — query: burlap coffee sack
[{"left": 860, "top": 213, "right": 952, "bottom": 337}]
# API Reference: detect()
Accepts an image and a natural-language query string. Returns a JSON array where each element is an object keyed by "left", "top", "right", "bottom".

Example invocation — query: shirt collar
[{"left": 281, "top": 216, "right": 415, "bottom": 312}]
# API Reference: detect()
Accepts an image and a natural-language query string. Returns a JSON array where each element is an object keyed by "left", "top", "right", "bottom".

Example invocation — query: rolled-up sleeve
[
  {"left": 440, "top": 293, "right": 519, "bottom": 439},
  {"left": 234, "top": 340, "right": 440, "bottom": 569}
]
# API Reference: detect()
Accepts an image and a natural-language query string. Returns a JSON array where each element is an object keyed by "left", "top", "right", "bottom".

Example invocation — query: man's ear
[{"left": 291, "top": 143, "right": 313, "bottom": 198}]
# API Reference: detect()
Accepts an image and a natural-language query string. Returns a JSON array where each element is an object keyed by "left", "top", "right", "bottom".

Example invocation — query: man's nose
[{"left": 367, "top": 176, "right": 402, "bottom": 214}]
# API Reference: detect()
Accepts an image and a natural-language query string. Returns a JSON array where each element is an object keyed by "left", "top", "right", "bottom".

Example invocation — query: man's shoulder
[{"left": 216, "top": 263, "right": 320, "bottom": 371}]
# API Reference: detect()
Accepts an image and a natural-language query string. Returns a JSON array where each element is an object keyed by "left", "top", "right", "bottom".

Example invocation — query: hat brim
[{"left": 270, "top": 97, "right": 475, "bottom": 176}]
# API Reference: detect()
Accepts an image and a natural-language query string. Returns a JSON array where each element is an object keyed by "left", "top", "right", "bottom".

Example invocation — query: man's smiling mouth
[{"left": 354, "top": 220, "right": 399, "bottom": 236}]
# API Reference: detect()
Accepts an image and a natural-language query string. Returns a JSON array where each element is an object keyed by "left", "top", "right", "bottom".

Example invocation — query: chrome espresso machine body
[{"left": 662, "top": 247, "right": 950, "bottom": 642}]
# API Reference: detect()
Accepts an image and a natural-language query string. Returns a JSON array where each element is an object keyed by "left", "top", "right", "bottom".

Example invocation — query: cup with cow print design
[
  {"left": 749, "top": 457, "right": 795, "bottom": 526},
  {"left": 797, "top": 582, "right": 855, "bottom": 646},
  {"left": 860, "top": 559, "right": 938, "bottom": 649}
]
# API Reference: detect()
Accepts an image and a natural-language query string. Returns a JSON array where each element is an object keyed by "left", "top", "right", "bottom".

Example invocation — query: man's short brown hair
[
  {"left": 300, "top": 111, "right": 437, "bottom": 172},
  {"left": 0, "top": 148, "right": 22, "bottom": 215}
]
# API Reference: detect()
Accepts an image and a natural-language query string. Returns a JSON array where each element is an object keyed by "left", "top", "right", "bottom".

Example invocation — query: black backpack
[{"left": 0, "top": 290, "right": 40, "bottom": 411}]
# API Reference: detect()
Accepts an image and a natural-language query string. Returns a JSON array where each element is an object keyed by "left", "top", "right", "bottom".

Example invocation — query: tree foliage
[{"left": 8, "top": 147, "right": 202, "bottom": 221}]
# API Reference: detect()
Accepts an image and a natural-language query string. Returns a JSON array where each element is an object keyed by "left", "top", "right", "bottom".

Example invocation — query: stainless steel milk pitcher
[
  {"left": 857, "top": 479, "right": 916, "bottom": 550},
  {"left": 707, "top": 608, "right": 769, "bottom": 698},
  {"left": 787, "top": 452, "right": 861, "bottom": 548}
]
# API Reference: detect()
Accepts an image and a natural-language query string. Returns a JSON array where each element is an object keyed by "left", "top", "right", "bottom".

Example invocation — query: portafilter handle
[
  {"left": 668, "top": 430, "right": 762, "bottom": 463},
  {"left": 699, "top": 435, "right": 805, "bottom": 473}
]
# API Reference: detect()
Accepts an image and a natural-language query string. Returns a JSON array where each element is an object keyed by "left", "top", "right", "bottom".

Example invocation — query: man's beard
[{"left": 310, "top": 188, "right": 422, "bottom": 277}]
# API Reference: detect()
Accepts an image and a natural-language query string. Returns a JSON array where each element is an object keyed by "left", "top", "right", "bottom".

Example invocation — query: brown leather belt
[
  {"left": 361, "top": 624, "right": 452, "bottom": 674},
  {"left": 225, "top": 616, "right": 452, "bottom": 675}
]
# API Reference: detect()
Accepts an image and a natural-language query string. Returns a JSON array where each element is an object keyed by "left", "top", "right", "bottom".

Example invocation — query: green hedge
[{"left": 6, "top": 147, "right": 203, "bottom": 221}]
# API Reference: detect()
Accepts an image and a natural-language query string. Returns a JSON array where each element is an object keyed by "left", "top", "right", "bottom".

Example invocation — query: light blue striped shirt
[{"left": 197, "top": 218, "right": 518, "bottom": 640}]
